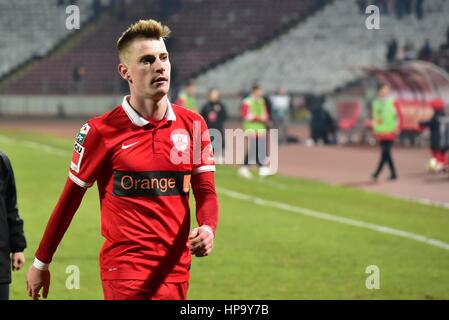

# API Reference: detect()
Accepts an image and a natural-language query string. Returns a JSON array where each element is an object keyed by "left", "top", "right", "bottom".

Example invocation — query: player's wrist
[
  {"left": 200, "top": 225, "right": 215, "bottom": 238},
  {"left": 33, "top": 257, "right": 49, "bottom": 271}
]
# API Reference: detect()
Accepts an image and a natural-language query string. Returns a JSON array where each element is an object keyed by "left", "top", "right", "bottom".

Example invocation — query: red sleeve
[
  {"left": 35, "top": 178, "right": 86, "bottom": 263},
  {"left": 191, "top": 171, "right": 219, "bottom": 235},
  {"left": 240, "top": 102, "right": 250, "bottom": 120},
  {"left": 192, "top": 115, "right": 215, "bottom": 175}
]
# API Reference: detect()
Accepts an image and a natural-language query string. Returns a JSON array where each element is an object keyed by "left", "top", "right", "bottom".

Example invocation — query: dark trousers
[
  {"left": 373, "top": 140, "right": 397, "bottom": 178},
  {"left": 0, "top": 283, "right": 9, "bottom": 300}
]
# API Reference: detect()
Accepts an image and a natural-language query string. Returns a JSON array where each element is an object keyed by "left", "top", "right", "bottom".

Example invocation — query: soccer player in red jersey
[{"left": 26, "top": 19, "right": 219, "bottom": 300}]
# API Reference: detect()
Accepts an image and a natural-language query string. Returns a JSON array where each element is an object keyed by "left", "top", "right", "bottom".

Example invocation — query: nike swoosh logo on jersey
[{"left": 121, "top": 142, "right": 139, "bottom": 150}]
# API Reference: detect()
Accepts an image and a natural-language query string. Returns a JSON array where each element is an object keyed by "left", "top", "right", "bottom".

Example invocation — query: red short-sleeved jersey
[{"left": 69, "top": 96, "right": 215, "bottom": 282}]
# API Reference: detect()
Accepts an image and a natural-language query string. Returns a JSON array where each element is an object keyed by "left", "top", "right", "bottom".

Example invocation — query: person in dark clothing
[
  {"left": 263, "top": 94, "right": 273, "bottom": 122},
  {"left": 0, "top": 150, "right": 27, "bottom": 300},
  {"left": 418, "top": 39, "right": 432, "bottom": 61},
  {"left": 309, "top": 96, "right": 336, "bottom": 145},
  {"left": 200, "top": 88, "right": 228, "bottom": 162},
  {"left": 420, "top": 98, "right": 448, "bottom": 171},
  {"left": 386, "top": 38, "right": 398, "bottom": 63},
  {"left": 323, "top": 108, "right": 337, "bottom": 145},
  {"left": 356, "top": 0, "right": 367, "bottom": 14}
]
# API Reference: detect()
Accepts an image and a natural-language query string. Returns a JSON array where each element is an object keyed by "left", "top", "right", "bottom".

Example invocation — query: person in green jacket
[
  {"left": 371, "top": 82, "right": 399, "bottom": 181},
  {"left": 175, "top": 80, "right": 198, "bottom": 112},
  {"left": 238, "top": 84, "right": 272, "bottom": 178}
]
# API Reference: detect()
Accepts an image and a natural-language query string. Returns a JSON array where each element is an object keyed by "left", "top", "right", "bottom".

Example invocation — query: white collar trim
[{"left": 121, "top": 95, "right": 176, "bottom": 127}]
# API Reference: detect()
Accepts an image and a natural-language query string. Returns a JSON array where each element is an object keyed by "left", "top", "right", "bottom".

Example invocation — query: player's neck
[{"left": 129, "top": 95, "right": 168, "bottom": 121}]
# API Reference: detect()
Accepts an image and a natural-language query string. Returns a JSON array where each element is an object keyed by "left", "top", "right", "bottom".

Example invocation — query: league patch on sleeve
[
  {"left": 75, "top": 123, "right": 91, "bottom": 145},
  {"left": 70, "top": 141, "right": 85, "bottom": 173}
]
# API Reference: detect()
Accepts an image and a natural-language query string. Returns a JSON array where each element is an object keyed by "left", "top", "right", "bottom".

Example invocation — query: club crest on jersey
[
  {"left": 76, "top": 123, "right": 91, "bottom": 144},
  {"left": 171, "top": 131, "right": 189, "bottom": 152},
  {"left": 70, "top": 141, "right": 85, "bottom": 173}
]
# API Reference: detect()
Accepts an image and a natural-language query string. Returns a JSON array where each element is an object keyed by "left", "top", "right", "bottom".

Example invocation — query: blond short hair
[{"left": 117, "top": 19, "right": 171, "bottom": 63}]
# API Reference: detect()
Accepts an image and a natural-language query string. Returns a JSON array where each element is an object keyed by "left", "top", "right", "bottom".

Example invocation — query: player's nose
[{"left": 153, "top": 58, "right": 166, "bottom": 73}]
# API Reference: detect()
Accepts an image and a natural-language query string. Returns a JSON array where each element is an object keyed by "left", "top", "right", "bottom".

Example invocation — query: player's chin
[
  {"left": 152, "top": 81, "right": 169, "bottom": 91},
  {"left": 153, "top": 86, "right": 169, "bottom": 97}
]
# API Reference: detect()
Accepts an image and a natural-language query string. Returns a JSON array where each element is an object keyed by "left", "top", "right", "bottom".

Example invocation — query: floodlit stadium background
[{"left": 1, "top": 0, "right": 449, "bottom": 299}]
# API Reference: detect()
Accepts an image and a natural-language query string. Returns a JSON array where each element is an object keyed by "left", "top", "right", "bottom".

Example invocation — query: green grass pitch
[{"left": 1, "top": 128, "right": 449, "bottom": 299}]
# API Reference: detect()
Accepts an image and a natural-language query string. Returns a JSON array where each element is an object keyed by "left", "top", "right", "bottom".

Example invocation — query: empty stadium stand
[
  {"left": 0, "top": 0, "right": 94, "bottom": 78},
  {"left": 194, "top": 0, "right": 449, "bottom": 95},
  {"left": 0, "top": 0, "right": 324, "bottom": 95}
]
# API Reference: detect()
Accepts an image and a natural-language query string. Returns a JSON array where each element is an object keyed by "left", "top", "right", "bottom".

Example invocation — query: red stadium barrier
[
  {"left": 336, "top": 99, "right": 435, "bottom": 134},
  {"left": 394, "top": 100, "right": 434, "bottom": 132},
  {"left": 336, "top": 101, "right": 361, "bottom": 131}
]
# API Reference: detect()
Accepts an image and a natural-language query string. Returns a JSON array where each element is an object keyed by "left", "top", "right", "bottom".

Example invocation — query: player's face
[
  {"left": 186, "top": 84, "right": 196, "bottom": 95},
  {"left": 209, "top": 89, "right": 219, "bottom": 102},
  {"left": 253, "top": 88, "right": 263, "bottom": 98},
  {"left": 378, "top": 85, "right": 389, "bottom": 98},
  {"left": 126, "top": 38, "right": 171, "bottom": 100}
]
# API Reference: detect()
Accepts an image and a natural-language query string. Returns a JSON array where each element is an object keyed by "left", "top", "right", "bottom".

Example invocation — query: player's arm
[
  {"left": 189, "top": 171, "right": 219, "bottom": 257},
  {"left": 26, "top": 122, "right": 107, "bottom": 300},
  {"left": 241, "top": 102, "right": 255, "bottom": 121},
  {"left": 26, "top": 178, "right": 86, "bottom": 300},
  {"left": 189, "top": 115, "right": 219, "bottom": 257}
]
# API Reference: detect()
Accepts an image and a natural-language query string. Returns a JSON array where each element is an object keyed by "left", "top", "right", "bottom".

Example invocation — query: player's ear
[{"left": 118, "top": 63, "right": 132, "bottom": 83}]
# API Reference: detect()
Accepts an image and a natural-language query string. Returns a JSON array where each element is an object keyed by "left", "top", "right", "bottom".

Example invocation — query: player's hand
[
  {"left": 189, "top": 225, "right": 214, "bottom": 257},
  {"left": 11, "top": 252, "right": 25, "bottom": 271},
  {"left": 26, "top": 265, "right": 51, "bottom": 300}
]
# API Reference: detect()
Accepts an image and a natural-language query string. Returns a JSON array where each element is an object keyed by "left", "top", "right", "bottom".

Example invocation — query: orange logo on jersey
[
  {"left": 121, "top": 176, "right": 176, "bottom": 193},
  {"left": 113, "top": 171, "right": 191, "bottom": 197}
]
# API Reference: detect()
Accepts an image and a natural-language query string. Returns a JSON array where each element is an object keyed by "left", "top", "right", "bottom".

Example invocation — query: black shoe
[
  {"left": 388, "top": 175, "right": 397, "bottom": 181},
  {"left": 371, "top": 173, "right": 379, "bottom": 181}
]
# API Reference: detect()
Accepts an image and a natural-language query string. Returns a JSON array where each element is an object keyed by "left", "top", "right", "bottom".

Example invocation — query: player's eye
[{"left": 141, "top": 56, "right": 156, "bottom": 65}]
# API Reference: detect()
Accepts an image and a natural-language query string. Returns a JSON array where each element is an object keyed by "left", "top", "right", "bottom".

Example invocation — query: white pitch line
[
  {"left": 1, "top": 134, "right": 71, "bottom": 156},
  {"left": 22, "top": 141, "right": 71, "bottom": 156},
  {"left": 218, "top": 187, "right": 449, "bottom": 252},
  {"left": 389, "top": 193, "right": 449, "bottom": 210},
  {"left": 0, "top": 135, "right": 15, "bottom": 144}
]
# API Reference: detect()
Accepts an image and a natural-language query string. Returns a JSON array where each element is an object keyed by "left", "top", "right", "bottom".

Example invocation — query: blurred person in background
[
  {"left": 418, "top": 39, "right": 432, "bottom": 61},
  {"left": 72, "top": 65, "right": 87, "bottom": 94},
  {"left": 386, "top": 37, "right": 398, "bottom": 64},
  {"left": 309, "top": 95, "right": 336, "bottom": 145},
  {"left": 419, "top": 98, "right": 448, "bottom": 172},
  {"left": 371, "top": 83, "right": 399, "bottom": 181},
  {"left": 175, "top": 80, "right": 198, "bottom": 112},
  {"left": 200, "top": 88, "right": 228, "bottom": 163},
  {"left": 356, "top": 0, "right": 366, "bottom": 14},
  {"left": 238, "top": 84, "right": 272, "bottom": 178},
  {"left": 402, "top": 41, "right": 417, "bottom": 61},
  {"left": 270, "top": 88, "right": 291, "bottom": 145},
  {"left": 0, "top": 150, "right": 27, "bottom": 300}
]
